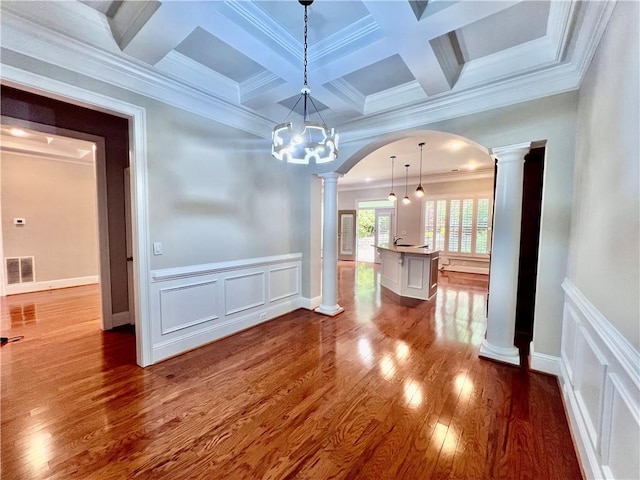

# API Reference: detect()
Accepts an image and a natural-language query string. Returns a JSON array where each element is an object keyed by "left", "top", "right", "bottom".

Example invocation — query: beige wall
[
  {"left": 1, "top": 152, "right": 99, "bottom": 282},
  {"left": 568, "top": 0, "right": 639, "bottom": 349}
]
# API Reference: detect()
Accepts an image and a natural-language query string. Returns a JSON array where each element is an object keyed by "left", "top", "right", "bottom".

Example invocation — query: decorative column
[
  {"left": 479, "top": 142, "right": 531, "bottom": 366},
  {"left": 315, "top": 172, "right": 344, "bottom": 317}
]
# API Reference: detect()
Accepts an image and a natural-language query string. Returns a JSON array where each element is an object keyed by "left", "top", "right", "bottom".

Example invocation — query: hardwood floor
[{"left": 1, "top": 264, "right": 583, "bottom": 479}]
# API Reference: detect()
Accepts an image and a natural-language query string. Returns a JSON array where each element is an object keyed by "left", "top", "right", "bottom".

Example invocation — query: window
[{"left": 423, "top": 195, "right": 492, "bottom": 255}]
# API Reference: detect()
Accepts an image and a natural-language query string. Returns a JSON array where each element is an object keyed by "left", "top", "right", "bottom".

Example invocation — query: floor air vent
[{"left": 6, "top": 257, "right": 35, "bottom": 284}]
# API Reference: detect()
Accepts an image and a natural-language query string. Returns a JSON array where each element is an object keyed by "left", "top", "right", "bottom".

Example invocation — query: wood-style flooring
[{"left": 1, "top": 263, "right": 583, "bottom": 479}]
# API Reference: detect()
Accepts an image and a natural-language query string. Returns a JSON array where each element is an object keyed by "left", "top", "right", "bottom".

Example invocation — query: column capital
[
  {"left": 491, "top": 142, "right": 532, "bottom": 164},
  {"left": 317, "top": 172, "right": 343, "bottom": 181}
]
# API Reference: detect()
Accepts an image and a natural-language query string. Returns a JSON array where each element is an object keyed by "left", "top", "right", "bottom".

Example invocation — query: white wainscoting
[
  {"left": 558, "top": 279, "right": 640, "bottom": 480},
  {"left": 149, "top": 253, "right": 302, "bottom": 363}
]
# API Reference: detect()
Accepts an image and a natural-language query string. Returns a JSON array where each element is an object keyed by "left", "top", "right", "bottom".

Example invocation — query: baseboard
[
  {"left": 440, "top": 265, "right": 489, "bottom": 275},
  {"left": 530, "top": 342, "right": 561, "bottom": 375},
  {"left": 152, "top": 299, "right": 298, "bottom": 363},
  {"left": 298, "top": 295, "right": 322, "bottom": 310},
  {"left": 112, "top": 311, "right": 131, "bottom": 327},
  {"left": 5, "top": 275, "right": 98, "bottom": 295}
]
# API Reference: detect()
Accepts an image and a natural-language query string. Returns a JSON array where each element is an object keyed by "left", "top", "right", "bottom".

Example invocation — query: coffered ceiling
[{"left": 0, "top": 0, "right": 615, "bottom": 178}]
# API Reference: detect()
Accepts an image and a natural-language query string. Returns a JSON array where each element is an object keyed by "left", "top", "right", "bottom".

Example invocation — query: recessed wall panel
[
  {"left": 575, "top": 327, "right": 608, "bottom": 445},
  {"left": 605, "top": 381, "right": 640, "bottom": 479},
  {"left": 269, "top": 265, "right": 299, "bottom": 302},
  {"left": 225, "top": 272, "right": 265, "bottom": 315},
  {"left": 160, "top": 280, "right": 219, "bottom": 334}
]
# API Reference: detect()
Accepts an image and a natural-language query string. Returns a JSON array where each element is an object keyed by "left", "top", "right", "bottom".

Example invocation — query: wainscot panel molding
[
  {"left": 150, "top": 254, "right": 302, "bottom": 363},
  {"left": 559, "top": 278, "right": 640, "bottom": 480},
  {"left": 5, "top": 275, "right": 98, "bottom": 295}
]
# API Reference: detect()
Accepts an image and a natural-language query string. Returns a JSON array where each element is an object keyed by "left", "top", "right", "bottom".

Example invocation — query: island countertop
[{"left": 375, "top": 244, "right": 439, "bottom": 256}]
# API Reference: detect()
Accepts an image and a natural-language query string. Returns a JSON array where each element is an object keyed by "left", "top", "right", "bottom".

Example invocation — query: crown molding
[
  {"left": 324, "top": 78, "right": 365, "bottom": 114},
  {"left": 1, "top": 10, "right": 273, "bottom": 139},
  {"left": 156, "top": 50, "right": 239, "bottom": 103},
  {"left": 311, "top": 15, "right": 383, "bottom": 65},
  {"left": 0, "top": 147, "right": 94, "bottom": 166},
  {"left": 240, "top": 71, "right": 284, "bottom": 104},
  {"left": 339, "top": 168, "right": 494, "bottom": 192},
  {"left": 364, "top": 81, "right": 427, "bottom": 115}
]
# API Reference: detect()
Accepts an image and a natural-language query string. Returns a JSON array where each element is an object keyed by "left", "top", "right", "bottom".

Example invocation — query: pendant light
[
  {"left": 388, "top": 155, "right": 397, "bottom": 202},
  {"left": 271, "top": 0, "right": 338, "bottom": 164},
  {"left": 402, "top": 164, "right": 411, "bottom": 205},
  {"left": 415, "top": 142, "right": 425, "bottom": 197}
]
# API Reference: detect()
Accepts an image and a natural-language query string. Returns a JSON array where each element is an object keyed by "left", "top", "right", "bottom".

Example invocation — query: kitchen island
[{"left": 376, "top": 244, "right": 439, "bottom": 300}]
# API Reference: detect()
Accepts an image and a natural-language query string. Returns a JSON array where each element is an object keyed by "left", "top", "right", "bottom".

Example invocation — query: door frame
[{"left": 2, "top": 65, "right": 152, "bottom": 367}]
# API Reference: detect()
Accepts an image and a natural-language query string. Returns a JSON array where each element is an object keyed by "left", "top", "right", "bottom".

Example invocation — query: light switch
[
  {"left": 401, "top": 230, "right": 407, "bottom": 235},
  {"left": 13, "top": 218, "right": 26, "bottom": 225},
  {"left": 153, "top": 242, "right": 163, "bottom": 255}
]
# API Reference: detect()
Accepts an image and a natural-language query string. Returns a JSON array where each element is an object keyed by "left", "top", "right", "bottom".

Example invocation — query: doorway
[
  {"left": 0, "top": 122, "right": 120, "bottom": 329},
  {"left": 0, "top": 78, "right": 151, "bottom": 367},
  {"left": 356, "top": 200, "right": 395, "bottom": 263}
]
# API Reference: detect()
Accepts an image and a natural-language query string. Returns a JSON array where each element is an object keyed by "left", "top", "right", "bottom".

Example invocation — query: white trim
[
  {"left": 112, "top": 310, "right": 131, "bottom": 327},
  {"left": 558, "top": 278, "right": 640, "bottom": 480},
  {"left": 561, "top": 371, "right": 603, "bottom": 480},
  {"left": 152, "top": 253, "right": 303, "bottom": 282},
  {"left": 152, "top": 298, "right": 299, "bottom": 363},
  {"left": 298, "top": 295, "right": 322, "bottom": 310},
  {"left": 5, "top": 275, "right": 98, "bottom": 295},
  {"left": 440, "top": 265, "right": 489, "bottom": 275},
  {"left": 530, "top": 342, "right": 561, "bottom": 376},
  {"left": 562, "top": 279, "right": 640, "bottom": 388},
  {"left": 0, "top": 64, "right": 153, "bottom": 368}
]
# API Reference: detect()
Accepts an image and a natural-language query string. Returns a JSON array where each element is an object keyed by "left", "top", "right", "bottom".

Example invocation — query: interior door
[
  {"left": 374, "top": 209, "right": 394, "bottom": 264},
  {"left": 338, "top": 210, "right": 356, "bottom": 261}
]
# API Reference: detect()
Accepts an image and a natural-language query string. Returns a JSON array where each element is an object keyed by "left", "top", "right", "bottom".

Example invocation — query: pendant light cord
[
  {"left": 419, "top": 143, "right": 424, "bottom": 184},
  {"left": 391, "top": 156, "right": 395, "bottom": 190},
  {"left": 405, "top": 165, "right": 409, "bottom": 195}
]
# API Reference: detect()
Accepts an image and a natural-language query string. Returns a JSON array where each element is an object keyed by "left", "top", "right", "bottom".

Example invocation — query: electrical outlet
[
  {"left": 260, "top": 312, "right": 267, "bottom": 320},
  {"left": 153, "top": 242, "right": 163, "bottom": 255}
]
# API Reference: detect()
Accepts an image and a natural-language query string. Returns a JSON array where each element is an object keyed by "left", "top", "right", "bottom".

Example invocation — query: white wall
[
  {"left": 568, "top": 0, "right": 639, "bottom": 350},
  {"left": 557, "top": 4, "right": 640, "bottom": 474},
  {"left": 1, "top": 152, "right": 99, "bottom": 285}
]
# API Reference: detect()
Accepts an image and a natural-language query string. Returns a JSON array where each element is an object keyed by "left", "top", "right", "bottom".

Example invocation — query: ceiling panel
[
  {"left": 255, "top": 0, "right": 370, "bottom": 44},
  {"left": 175, "top": 27, "right": 266, "bottom": 83},
  {"left": 456, "top": 1, "right": 550, "bottom": 62},
  {"left": 343, "top": 54, "right": 415, "bottom": 96}
]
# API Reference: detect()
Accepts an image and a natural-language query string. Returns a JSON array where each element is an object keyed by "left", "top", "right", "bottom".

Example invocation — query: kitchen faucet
[{"left": 393, "top": 236, "right": 402, "bottom": 246}]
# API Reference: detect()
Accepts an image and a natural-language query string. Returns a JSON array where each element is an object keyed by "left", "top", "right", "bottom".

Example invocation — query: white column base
[
  {"left": 479, "top": 340, "right": 520, "bottom": 366},
  {"left": 314, "top": 304, "right": 345, "bottom": 317}
]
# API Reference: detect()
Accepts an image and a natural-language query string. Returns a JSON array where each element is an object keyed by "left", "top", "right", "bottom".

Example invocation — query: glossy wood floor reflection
[{"left": 1, "top": 264, "right": 583, "bottom": 480}]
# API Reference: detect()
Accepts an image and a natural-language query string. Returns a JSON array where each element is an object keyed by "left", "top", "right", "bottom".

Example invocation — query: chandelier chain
[{"left": 303, "top": 5, "right": 308, "bottom": 87}]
